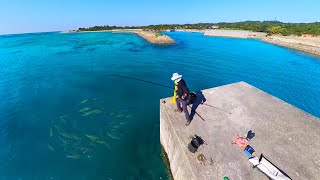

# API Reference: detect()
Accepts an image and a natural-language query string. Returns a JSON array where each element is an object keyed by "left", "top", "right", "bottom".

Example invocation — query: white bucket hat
[{"left": 171, "top": 73, "right": 182, "bottom": 81}]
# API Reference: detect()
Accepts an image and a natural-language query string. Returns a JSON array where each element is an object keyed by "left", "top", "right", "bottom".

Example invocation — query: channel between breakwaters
[
  {"left": 180, "top": 29, "right": 320, "bottom": 57},
  {"left": 160, "top": 82, "right": 320, "bottom": 180}
]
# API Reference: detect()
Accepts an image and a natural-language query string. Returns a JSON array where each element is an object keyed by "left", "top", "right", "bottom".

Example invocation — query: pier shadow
[{"left": 189, "top": 91, "right": 206, "bottom": 121}]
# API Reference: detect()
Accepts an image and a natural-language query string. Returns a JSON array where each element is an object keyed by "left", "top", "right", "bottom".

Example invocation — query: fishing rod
[
  {"left": 105, "top": 75, "right": 231, "bottom": 115},
  {"left": 190, "top": 107, "right": 206, "bottom": 121},
  {"left": 105, "top": 75, "right": 173, "bottom": 89}
]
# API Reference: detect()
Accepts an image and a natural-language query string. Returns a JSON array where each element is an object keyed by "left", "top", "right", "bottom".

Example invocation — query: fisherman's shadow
[{"left": 189, "top": 91, "right": 206, "bottom": 121}]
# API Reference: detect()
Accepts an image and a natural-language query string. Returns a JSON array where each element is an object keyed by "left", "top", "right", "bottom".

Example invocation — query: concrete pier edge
[{"left": 161, "top": 144, "right": 174, "bottom": 180}]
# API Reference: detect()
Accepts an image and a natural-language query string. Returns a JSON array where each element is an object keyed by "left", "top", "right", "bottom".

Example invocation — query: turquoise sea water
[{"left": 0, "top": 31, "right": 319, "bottom": 179}]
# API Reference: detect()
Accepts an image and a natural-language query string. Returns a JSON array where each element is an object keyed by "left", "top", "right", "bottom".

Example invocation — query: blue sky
[{"left": 1, "top": 0, "right": 319, "bottom": 34}]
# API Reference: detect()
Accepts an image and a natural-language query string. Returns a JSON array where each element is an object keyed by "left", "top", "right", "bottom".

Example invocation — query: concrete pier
[
  {"left": 134, "top": 31, "right": 175, "bottom": 44},
  {"left": 160, "top": 82, "right": 320, "bottom": 180}
]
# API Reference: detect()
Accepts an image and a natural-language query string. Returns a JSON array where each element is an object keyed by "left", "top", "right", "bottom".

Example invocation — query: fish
[
  {"left": 106, "top": 132, "right": 120, "bottom": 140},
  {"left": 111, "top": 122, "right": 127, "bottom": 129},
  {"left": 66, "top": 147, "right": 84, "bottom": 154},
  {"left": 125, "top": 114, "right": 132, "bottom": 118},
  {"left": 110, "top": 121, "right": 128, "bottom": 128},
  {"left": 48, "top": 144, "right": 55, "bottom": 151},
  {"left": 96, "top": 140, "right": 106, "bottom": 144},
  {"left": 92, "top": 98, "right": 98, "bottom": 100},
  {"left": 49, "top": 126, "right": 54, "bottom": 137},
  {"left": 60, "top": 115, "right": 67, "bottom": 124},
  {"left": 59, "top": 138, "right": 70, "bottom": 147},
  {"left": 59, "top": 131, "right": 74, "bottom": 139},
  {"left": 119, "top": 122, "right": 128, "bottom": 126},
  {"left": 59, "top": 136, "right": 68, "bottom": 143},
  {"left": 72, "top": 119, "right": 77, "bottom": 128},
  {"left": 89, "top": 142, "right": 97, "bottom": 147},
  {"left": 53, "top": 124, "right": 60, "bottom": 130},
  {"left": 79, "top": 107, "right": 90, "bottom": 112},
  {"left": 109, "top": 113, "right": 115, "bottom": 116},
  {"left": 72, "top": 140, "right": 83, "bottom": 147},
  {"left": 79, "top": 147, "right": 92, "bottom": 154},
  {"left": 71, "top": 134, "right": 82, "bottom": 140},
  {"left": 96, "top": 140, "right": 111, "bottom": 148},
  {"left": 59, "top": 130, "right": 82, "bottom": 140},
  {"left": 116, "top": 114, "right": 124, "bottom": 118},
  {"left": 111, "top": 129, "right": 124, "bottom": 137},
  {"left": 82, "top": 112, "right": 91, "bottom": 116},
  {"left": 63, "top": 146, "right": 74, "bottom": 151},
  {"left": 82, "top": 109, "right": 102, "bottom": 116},
  {"left": 66, "top": 154, "right": 82, "bottom": 159},
  {"left": 111, "top": 124, "right": 122, "bottom": 129},
  {"left": 80, "top": 99, "right": 88, "bottom": 104},
  {"left": 85, "top": 134, "right": 98, "bottom": 141}
]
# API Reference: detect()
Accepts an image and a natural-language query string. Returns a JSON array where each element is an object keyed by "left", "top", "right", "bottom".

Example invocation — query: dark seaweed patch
[
  {"left": 128, "top": 48, "right": 141, "bottom": 52},
  {"left": 72, "top": 45, "right": 86, "bottom": 50},
  {"left": 11, "top": 51, "right": 22, "bottom": 54},
  {"left": 125, "top": 42, "right": 136, "bottom": 45},
  {"left": 55, "top": 50, "right": 74, "bottom": 55},
  {"left": 86, "top": 47, "right": 96, "bottom": 52}
]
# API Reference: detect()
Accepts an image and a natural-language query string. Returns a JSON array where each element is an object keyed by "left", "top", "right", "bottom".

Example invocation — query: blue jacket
[{"left": 177, "top": 79, "right": 189, "bottom": 100}]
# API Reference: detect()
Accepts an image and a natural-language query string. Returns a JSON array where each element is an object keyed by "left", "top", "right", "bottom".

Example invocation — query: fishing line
[
  {"left": 105, "top": 75, "right": 173, "bottom": 89},
  {"left": 105, "top": 74, "right": 231, "bottom": 115}
]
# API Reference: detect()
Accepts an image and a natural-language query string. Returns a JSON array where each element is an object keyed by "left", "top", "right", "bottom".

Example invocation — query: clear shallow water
[{"left": 0, "top": 31, "right": 319, "bottom": 179}]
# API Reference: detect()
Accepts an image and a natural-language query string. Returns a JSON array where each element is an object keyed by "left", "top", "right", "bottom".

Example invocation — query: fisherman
[{"left": 171, "top": 73, "right": 191, "bottom": 125}]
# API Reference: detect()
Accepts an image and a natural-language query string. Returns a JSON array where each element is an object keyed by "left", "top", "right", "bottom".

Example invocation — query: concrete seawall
[
  {"left": 203, "top": 30, "right": 266, "bottom": 38},
  {"left": 160, "top": 82, "right": 320, "bottom": 180},
  {"left": 261, "top": 36, "right": 320, "bottom": 56}
]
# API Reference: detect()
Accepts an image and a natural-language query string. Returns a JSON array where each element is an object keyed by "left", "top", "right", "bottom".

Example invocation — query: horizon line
[{"left": 1, "top": 20, "right": 320, "bottom": 36}]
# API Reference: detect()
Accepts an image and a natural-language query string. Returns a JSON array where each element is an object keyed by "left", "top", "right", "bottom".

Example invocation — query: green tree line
[
  {"left": 78, "top": 21, "right": 320, "bottom": 36},
  {"left": 216, "top": 21, "right": 320, "bottom": 36}
]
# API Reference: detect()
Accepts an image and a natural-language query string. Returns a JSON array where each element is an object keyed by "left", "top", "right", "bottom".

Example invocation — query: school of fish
[{"left": 48, "top": 98, "right": 132, "bottom": 160}]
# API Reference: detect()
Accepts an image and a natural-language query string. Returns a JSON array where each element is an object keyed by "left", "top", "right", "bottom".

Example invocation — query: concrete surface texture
[
  {"left": 203, "top": 30, "right": 267, "bottom": 38},
  {"left": 160, "top": 81, "right": 320, "bottom": 180}
]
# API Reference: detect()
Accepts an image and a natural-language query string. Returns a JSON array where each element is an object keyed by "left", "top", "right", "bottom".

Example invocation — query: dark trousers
[{"left": 176, "top": 98, "right": 190, "bottom": 121}]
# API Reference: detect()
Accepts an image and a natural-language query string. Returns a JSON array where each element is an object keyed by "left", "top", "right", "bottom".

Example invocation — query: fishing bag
[
  {"left": 188, "top": 135, "right": 205, "bottom": 153},
  {"left": 187, "top": 92, "right": 197, "bottom": 105}
]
